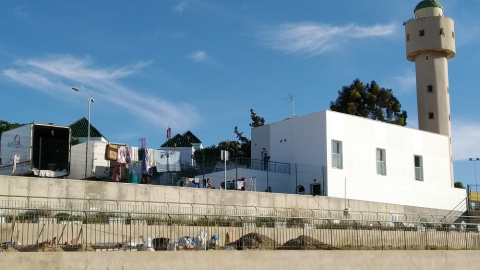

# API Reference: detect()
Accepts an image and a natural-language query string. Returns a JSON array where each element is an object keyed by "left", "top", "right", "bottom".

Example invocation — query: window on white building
[
  {"left": 332, "top": 140, "right": 343, "bottom": 169},
  {"left": 376, "top": 148, "right": 386, "bottom": 175},
  {"left": 427, "top": 85, "right": 433, "bottom": 93},
  {"left": 414, "top": 155, "right": 423, "bottom": 181}
]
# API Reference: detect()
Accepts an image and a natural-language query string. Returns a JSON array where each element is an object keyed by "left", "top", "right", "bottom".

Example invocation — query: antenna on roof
[{"left": 284, "top": 93, "right": 295, "bottom": 118}]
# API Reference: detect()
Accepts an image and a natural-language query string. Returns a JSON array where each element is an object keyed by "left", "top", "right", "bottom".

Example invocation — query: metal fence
[
  {"left": 0, "top": 195, "right": 465, "bottom": 224},
  {"left": 206, "top": 157, "right": 291, "bottom": 175},
  {"left": 2, "top": 201, "right": 480, "bottom": 252}
]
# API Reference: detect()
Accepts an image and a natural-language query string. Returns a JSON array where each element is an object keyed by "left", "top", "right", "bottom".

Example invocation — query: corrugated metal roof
[{"left": 70, "top": 117, "right": 107, "bottom": 140}]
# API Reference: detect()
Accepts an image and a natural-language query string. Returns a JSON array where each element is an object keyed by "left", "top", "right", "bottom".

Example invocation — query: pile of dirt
[
  {"left": 230, "top": 233, "right": 278, "bottom": 250},
  {"left": 278, "top": 235, "right": 338, "bottom": 250}
]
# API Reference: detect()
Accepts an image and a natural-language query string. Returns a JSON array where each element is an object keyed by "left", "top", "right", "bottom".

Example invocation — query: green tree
[
  {"left": 330, "top": 79, "right": 407, "bottom": 126},
  {"left": 454, "top": 181, "right": 465, "bottom": 189},
  {"left": 193, "top": 145, "right": 221, "bottom": 165},
  {"left": 234, "top": 126, "right": 251, "bottom": 158},
  {"left": 249, "top": 108, "right": 265, "bottom": 127},
  {"left": 0, "top": 120, "right": 22, "bottom": 134},
  {"left": 218, "top": 140, "right": 242, "bottom": 157},
  {"left": 193, "top": 140, "right": 245, "bottom": 165},
  {"left": 235, "top": 108, "right": 265, "bottom": 158},
  {"left": 193, "top": 109, "right": 265, "bottom": 164}
]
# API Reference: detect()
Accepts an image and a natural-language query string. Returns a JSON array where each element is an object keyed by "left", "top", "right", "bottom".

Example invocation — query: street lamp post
[
  {"left": 469, "top": 157, "right": 479, "bottom": 206},
  {"left": 72, "top": 87, "right": 95, "bottom": 180}
]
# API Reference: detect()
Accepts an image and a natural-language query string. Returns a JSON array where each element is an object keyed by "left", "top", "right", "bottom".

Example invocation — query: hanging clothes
[
  {"left": 142, "top": 148, "right": 149, "bottom": 175},
  {"left": 112, "top": 165, "right": 121, "bottom": 182},
  {"left": 11, "top": 154, "right": 20, "bottom": 173},
  {"left": 148, "top": 149, "right": 155, "bottom": 168},
  {"left": 130, "top": 147, "right": 138, "bottom": 162},
  {"left": 117, "top": 145, "right": 131, "bottom": 164},
  {"left": 125, "top": 146, "right": 132, "bottom": 164},
  {"left": 117, "top": 146, "right": 126, "bottom": 164}
]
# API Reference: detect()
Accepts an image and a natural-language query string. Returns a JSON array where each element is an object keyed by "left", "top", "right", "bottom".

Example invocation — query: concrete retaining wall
[
  {"left": 1, "top": 250, "right": 479, "bottom": 270},
  {"left": 0, "top": 175, "right": 460, "bottom": 218}
]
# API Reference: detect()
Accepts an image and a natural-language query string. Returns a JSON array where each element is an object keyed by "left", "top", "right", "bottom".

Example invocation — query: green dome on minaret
[{"left": 414, "top": 0, "right": 443, "bottom": 12}]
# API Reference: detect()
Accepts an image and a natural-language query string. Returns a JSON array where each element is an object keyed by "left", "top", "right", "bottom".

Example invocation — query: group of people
[{"left": 202, "top": 178, "right": 214, "bottom": 189}]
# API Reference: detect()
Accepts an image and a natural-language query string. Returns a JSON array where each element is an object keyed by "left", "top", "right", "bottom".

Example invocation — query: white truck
[{"left": 0, "top": 123, "right": 71, "bottom": 177}]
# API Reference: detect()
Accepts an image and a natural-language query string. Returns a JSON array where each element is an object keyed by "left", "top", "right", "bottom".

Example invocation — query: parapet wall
[
  {"left": 2, "top": 250, "right": 479, "bottom": 270},
  {"left": 0, "top": 175, "right": 459, "bottom": 218}
]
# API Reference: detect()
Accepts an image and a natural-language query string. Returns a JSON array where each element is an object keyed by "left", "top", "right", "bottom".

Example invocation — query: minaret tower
[{"left": 405, "top": 0, "right": 455, "bottom": 185}]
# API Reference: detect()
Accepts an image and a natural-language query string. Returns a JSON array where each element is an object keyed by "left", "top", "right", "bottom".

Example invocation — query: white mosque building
[{"left": 250, "top": 0, "right": 465, "bottom": 211}]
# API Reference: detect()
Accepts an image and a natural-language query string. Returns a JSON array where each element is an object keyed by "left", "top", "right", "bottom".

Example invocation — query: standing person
[
  {"left": 202, "top": 178, "right": 207, "bottom": 188},
  {"left": 207, "top": 178, "right": 214, "bottom": 189}
]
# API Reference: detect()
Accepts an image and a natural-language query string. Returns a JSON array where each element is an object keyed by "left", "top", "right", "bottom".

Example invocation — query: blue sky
[{"left": 1, "top": 1, "right": 480, "bottom": 186}]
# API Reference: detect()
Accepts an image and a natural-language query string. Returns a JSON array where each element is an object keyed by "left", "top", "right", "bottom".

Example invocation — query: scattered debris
[
  {"left": 2, "top": 234, "right": 340, "bottom": 252},
  {"left": 152, "top": 237, "right": 170, "bottom": 251},
  {"left": 137, "top": 237, "right": 155, "bottom": 251}
]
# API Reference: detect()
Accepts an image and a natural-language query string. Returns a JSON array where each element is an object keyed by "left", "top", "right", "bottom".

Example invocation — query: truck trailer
[{"left": 0, "top": 123, "right": 71, "bottom": 177}]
